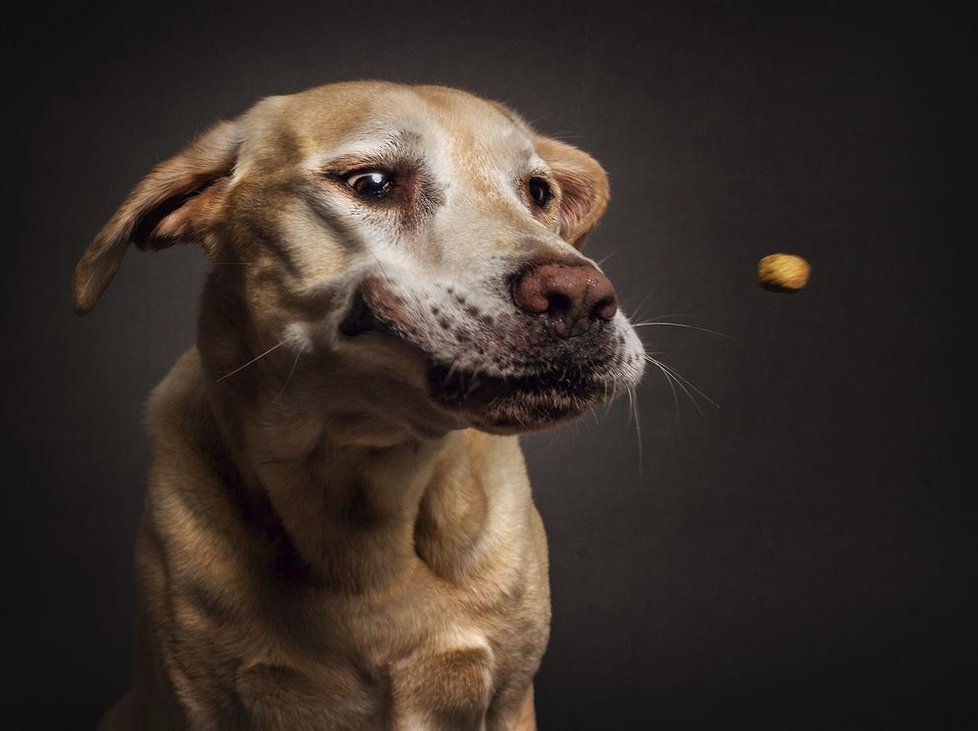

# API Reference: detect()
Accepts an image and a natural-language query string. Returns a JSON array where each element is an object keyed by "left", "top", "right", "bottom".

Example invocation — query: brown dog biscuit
[{"left": 758, "top": 253, "right": 810, "bottom": 292}]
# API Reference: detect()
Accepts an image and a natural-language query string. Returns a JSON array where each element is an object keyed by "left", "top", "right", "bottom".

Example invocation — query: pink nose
[{"left": 512, "top": 261, "right": 618, "bottom": 338}]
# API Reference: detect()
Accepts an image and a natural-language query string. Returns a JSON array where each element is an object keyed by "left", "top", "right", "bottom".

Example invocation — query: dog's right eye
[
  {"left": 344, "top": 169, "right": 394, "bottom": 199},
  {"left": 527, "top": 177, "right": 553, "bottom": 209}
]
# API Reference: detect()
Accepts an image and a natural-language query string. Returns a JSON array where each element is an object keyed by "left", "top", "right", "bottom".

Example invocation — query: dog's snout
[{"left": 512, "top": 262, "right": 618, "bottom": 338}]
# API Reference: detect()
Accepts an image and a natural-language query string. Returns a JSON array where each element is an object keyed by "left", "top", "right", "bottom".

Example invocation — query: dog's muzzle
[{"left": 337, "top": 268, "right": 636, "bottom": 432}]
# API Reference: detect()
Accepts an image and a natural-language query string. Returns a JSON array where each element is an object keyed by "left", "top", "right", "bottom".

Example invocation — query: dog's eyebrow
[{"left": 307, "top": 128, "right": 423, "bottom": 170}]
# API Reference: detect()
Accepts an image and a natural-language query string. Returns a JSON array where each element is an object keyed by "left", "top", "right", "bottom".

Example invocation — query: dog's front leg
[
  {"left": 390, "top": 645, "right": 493, "bottom": 730},
  {"left": 497, "top": 685, "right": 537, "bottom": 731}
]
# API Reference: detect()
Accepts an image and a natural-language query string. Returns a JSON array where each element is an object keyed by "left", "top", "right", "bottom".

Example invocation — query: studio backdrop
[{"left": 4, "top": 1, "right": 971, "bottom": 728}]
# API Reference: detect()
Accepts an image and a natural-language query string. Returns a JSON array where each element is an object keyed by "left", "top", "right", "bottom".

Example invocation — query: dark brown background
[{"left": 3, "top": 1, "right": 973, "bottom": 728}]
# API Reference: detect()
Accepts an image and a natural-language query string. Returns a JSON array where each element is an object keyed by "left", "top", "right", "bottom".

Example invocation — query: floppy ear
[
  {"left": 533, "top": 135, "right": 611, "bottom": 248},
  {"left": 72, "top": 120, "right": 241, "bottom": 315}
]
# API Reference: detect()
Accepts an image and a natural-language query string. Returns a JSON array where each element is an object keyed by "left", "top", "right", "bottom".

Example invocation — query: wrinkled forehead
[{"left": 237, "top": 83, "right": 539, "bottom": 174}]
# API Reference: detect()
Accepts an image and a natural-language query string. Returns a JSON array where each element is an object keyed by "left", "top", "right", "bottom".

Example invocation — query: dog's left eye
[
  {"left": 528, "top": 177, "right": 552, "bottom": 208},
  {"left": 344, "top": 169, "right": 394, "bottom": 199}
]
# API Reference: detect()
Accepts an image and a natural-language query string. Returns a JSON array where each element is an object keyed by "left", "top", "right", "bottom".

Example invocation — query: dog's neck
[
  {"left": 248, "top": 429, "right": 495, "bottom": 593},
  {"left": 202, "top": 369, "right": 513, "bottom": 595}
]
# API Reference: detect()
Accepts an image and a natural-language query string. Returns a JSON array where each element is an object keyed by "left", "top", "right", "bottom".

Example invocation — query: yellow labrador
[{"left": 75, "top": 81, "right": 644, "bottom": 730}]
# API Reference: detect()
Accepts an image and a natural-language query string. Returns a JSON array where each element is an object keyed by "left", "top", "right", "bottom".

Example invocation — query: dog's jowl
[{"left": 76, "top": 82, "right": 644, "bottom": 730}]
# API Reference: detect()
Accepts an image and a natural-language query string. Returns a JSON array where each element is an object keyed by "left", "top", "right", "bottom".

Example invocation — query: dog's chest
[
  {"left": 146, "top": 381, "right": 549, "bottom": 727},
  {"left": 230, "top": 558, "right": 548, "bottom": 729}
]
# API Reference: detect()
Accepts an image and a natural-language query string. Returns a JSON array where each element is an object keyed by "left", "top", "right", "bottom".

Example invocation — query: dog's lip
[
  {"left": 339, "top": 288, "right": 381, "bottom": 337},
  {"left": 427, "top": 361, "right": 595, "bottom": 404},
  {"left": 425, "top": 359, "right": 607, "bottom": 429}
]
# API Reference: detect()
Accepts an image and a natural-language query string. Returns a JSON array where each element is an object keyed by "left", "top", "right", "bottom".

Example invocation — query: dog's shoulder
[
  {"left": 146, "top": 347, "right": 234, "bottom": 474},
  {"left": 148, "top": 348, "right": 209, "bottom": 441},
  {"left": 142, "top": 347, "right": 243, "bottom": 540}
]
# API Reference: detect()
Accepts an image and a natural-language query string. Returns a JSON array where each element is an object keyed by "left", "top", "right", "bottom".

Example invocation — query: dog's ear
[
  {"left": 72, "top": 120, "right": 241, "bottom": 315},
  {"left": 533, "top": 136, "right": 610, "bottom": 248}
]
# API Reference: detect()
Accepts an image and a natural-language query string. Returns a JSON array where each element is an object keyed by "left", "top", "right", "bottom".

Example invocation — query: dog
[{"left": 74, "top": 81, "right": 645, "bottom": 730}]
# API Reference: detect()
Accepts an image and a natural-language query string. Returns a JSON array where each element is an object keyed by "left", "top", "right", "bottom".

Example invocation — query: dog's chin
[{"left": 425, "top": 362, "right": 608, "bottom": 434}]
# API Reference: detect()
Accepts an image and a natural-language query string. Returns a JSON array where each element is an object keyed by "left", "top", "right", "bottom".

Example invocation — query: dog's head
[{"left": 74, "top": 82, "right": 644, "bottom": 443}]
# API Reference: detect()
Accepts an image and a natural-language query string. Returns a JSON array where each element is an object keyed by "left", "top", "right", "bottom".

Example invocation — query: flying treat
[{"left": 758, "top": 253, "right": 810, "bottom": 292}]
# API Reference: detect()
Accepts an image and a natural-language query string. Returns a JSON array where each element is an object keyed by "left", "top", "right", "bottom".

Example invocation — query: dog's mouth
[
  {"left": 339, "top": 287, "right": 626, "bottom": 432},
  {"left": 338, "top": 288, "right": 381, "bottom": 338},
  {"left": 425, "top": 361, "right": 609, "bottom": 432}
]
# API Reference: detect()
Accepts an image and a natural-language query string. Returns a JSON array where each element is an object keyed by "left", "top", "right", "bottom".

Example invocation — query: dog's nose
[{"left": 512, "top": 261, "right": 618, "bottom": 338}]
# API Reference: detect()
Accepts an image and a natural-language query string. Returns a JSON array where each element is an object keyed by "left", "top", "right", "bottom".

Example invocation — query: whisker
[
  {"left": 632, "top": 321, "right": 734, "bottom": 340},
  {"left": 655, "top": 359, "right": 719, "bottom": 409},
  {"left": 644, "top": 356, "right": 719, "bottom": 413},
  {"left": 646, "top": 356, "right": 680, "bottom": 415},
  {"left": 626, "top": 292, "right": 656, "bottom": 324},
  {"left": 466, "top": 369, "right": 482, "bottom": 395},
  {"left": 627, "top": 386, "right": 644, "bottom": 473},
  {"left": 646, "top": 355, "right": 704, "bottom": 415},
  {"left": 595, "top": 251, "right": 618, "bottom": 267},
  {"left": 445, "top": 362, "right": 459, "bottom": 383},
  {"left": 362, "top": 248, "right": 395, "bottom": 286},
  {"left": 544, "top": 429, "right": 559, "bottom": 452},
  {"left": 273, "top": 349, "right": 303, "bottom": 402},
  {"left": 217, "top": 340, "right": 286, "bottom": 383},
  {"left": 636, "top": 313, "right": 697, "bottom": 322}
]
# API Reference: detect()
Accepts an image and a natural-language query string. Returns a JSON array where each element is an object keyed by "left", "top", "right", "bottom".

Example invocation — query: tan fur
[{"left": 79, "top": 82, "right": 643, "bottom": 730}]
